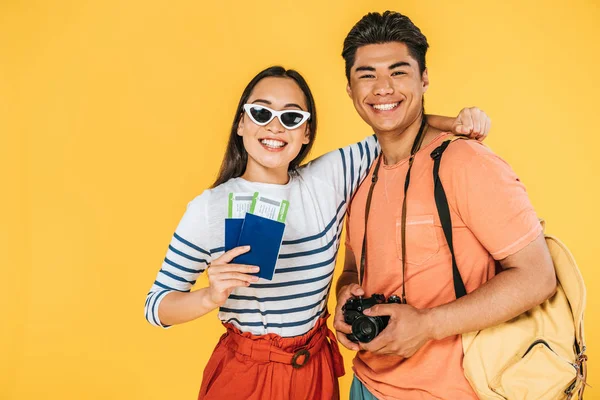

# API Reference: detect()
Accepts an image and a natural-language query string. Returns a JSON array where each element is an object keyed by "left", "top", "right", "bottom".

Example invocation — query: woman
[{"left": 144, "top": 66, "right": 489, "bottom": 399}]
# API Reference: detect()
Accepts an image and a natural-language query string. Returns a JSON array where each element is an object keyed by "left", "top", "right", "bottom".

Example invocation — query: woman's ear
[
  {"left": 237, "top": 114, "right": 245, "bottom": 136},
  {"left": 302, "top": 125, "right": 310, "bottom": 145}
]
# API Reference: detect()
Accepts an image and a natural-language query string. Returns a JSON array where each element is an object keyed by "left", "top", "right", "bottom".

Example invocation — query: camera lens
[
  {"left": 358, "top": 321, "right": 374, "bottom": 335},
  {"left": 352, "top": 316, "right": 382, "bottom": 343}
]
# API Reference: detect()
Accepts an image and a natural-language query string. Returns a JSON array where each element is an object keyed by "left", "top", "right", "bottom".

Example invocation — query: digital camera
[{"left": 342, "top": 293, "right": 401, "bottom": 343}]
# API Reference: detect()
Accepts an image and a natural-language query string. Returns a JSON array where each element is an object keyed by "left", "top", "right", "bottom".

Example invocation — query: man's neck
[{"left": 376, "top": 114, "right": 433, "bottom": 165}]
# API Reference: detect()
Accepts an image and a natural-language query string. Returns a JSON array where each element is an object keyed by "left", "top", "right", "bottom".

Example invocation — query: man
[{"left": 333, "top": 11, "right": 556, "bottom": 400}]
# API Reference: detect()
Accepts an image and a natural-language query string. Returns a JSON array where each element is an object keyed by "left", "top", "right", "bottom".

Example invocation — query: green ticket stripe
[
  {"left": 278, "top": 200, "right": 290, "bottom": 223},
  {"left": 228, "top": 192, "right": 233, "bottom": 218},
  {"left": 249, "top": 192, "right": 259, "bottom": 214}
]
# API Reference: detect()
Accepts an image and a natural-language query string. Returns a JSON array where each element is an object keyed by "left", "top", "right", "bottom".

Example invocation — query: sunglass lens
[
  {"left": 280, "top": 112, "right": 305, "bottom": 128},
  {"left": 249, "top": 106, "right": 272, "bottom": 124}
]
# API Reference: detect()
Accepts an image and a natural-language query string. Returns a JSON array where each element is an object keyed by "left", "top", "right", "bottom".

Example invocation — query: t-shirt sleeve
[
  {"left": 300, "top": 134, "right": 380, "bottom": 204},
  {"left": 144, "top": 191, "right": 213, "bottom": 328},
  {"left": 446, "top": 142, "right": 542, "bottom": 260}
]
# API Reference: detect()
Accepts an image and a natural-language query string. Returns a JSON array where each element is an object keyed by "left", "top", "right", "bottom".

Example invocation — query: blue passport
[
  {"left": 224, "top": 218, "right": 244, "bottom": 252},
  {"left": 232, "top": 213, "right": 286, "bottom": 280}
]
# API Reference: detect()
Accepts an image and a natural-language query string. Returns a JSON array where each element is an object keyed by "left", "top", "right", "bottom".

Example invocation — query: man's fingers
[
  {"left": 363, "top": 304, "right": 396, "bottom": 317},
  {"left": 333, "top": 307, "right": 352, "bottom": 333},
  {"left": 215, "top": 245, "right": 251, "bottom": 263},
  {"left": 333, "top": 319, "right": 353, "bottom": 335},
  {"left": 360, "top": 335, "right": 388, "bottom": 354},
  {"left": 349, "top": 285, "right": 365, "bottom": 297},
  {"left": 338, "top": 283, "right": 364, "bottom": 301},
  {"left": 336, "top": 331, "right": 360, "bottom": 351},
  {"left": 334, "top": 283, "right": 365, "bottom": 353},
  {"left": 336, "top": 284, "right": 364, "bottom": 306}
]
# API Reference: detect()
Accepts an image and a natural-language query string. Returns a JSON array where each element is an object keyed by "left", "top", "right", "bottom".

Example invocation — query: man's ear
[
  {"left": 237, "top": 114, "right": 244, "bottom": 136},
  {"left": 422, "top": 68, "right": 429, "bottom": 93},
  {"left": 346, "top": 82, "right": 353, "bottom": 99}
]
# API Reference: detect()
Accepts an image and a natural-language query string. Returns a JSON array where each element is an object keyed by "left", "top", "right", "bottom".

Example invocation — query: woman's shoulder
[{"left": 186, "top": 180, "right": 233, "bottom": 209}]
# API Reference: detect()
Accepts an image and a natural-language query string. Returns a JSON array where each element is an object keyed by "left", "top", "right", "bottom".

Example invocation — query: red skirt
[{"left": 198, "top": 315, "right": 345, "bottom": 400}]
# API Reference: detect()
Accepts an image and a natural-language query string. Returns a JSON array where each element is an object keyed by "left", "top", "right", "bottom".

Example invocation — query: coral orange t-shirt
[{"left": 345, "top": 133, "right": 542, "bottom": 400}]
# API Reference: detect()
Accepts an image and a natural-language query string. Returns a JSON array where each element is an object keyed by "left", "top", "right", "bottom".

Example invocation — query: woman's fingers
[
  {"left": 213, "top": 245, "right": 251, "bottom": 264},
  {"left": 210, "top": 271, "right": 259, "bottom": 283},
  {"left": 213, "top": 279, "right": 255, "bottom": 292},
  {"left": 208, "top": 263, "right": 259, "bottom": 275}
]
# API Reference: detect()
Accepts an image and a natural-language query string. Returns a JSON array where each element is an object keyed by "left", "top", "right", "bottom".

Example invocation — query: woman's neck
[{"left": 241, "top": 159, "right": 290, "bottom": 185}]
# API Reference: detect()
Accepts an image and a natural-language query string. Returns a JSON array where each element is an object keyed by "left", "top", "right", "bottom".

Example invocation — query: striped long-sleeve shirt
[{"left": 145, "top": 135, "right": 379, "bottom": 337}]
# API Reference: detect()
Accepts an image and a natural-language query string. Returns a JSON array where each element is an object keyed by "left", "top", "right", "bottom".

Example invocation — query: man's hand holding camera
[
  {"left": 333, "top": 283, "right": 364, "bottom": 351},
  {"left": 359, "top": 303, "right": 434, "bottom": 358},
  {"left": 334, "top": 284, "right": 438, "bottom": 358}
]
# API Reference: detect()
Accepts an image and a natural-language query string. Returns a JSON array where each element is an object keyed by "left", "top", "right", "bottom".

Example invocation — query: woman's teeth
[
  {"left": 260, "top": 139, "right": 286, "bottom": 149},
  {"left": 372, "top": 102, "right": 399, "bottom": 111}
]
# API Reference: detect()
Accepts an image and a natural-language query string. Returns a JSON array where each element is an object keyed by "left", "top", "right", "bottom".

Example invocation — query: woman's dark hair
[
  {"left": 342, "top": 11, "right": 429, "bottom": 82},
  {"left": 212, "top": 66, "right": 317, "bottom": 188}
]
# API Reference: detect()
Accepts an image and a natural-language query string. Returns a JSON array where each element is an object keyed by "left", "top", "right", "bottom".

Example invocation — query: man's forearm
[{"left": 426, "top": 237, "right": 556, "bottom": 340}]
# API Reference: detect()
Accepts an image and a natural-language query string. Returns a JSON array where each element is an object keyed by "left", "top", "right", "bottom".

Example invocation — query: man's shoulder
[
  {"left": 434, "top": 137, "right": 521, "bottom": 193},
  {"left": 440, "top": 136, "right": 497, "bottom": 161},
  {"left": 435, "top": 136, "right": 512, "bottom": 171}
]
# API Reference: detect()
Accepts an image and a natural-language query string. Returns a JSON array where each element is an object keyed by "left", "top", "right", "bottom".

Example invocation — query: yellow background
[{"left": 2, "top": 0, "right": 598, "bottom": 398}]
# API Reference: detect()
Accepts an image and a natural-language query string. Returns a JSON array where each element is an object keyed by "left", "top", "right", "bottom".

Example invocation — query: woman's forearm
[
  {"left": 158, "top": 288, "right": 218, "bottom": 326},
  {"left": 426, "top": 114, "right": 455, "bottom": 132}
]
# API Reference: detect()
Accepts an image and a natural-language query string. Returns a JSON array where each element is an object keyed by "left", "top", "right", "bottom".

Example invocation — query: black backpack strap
[{"left": 430, "top": 140, "right": 467, "bottom": 299}]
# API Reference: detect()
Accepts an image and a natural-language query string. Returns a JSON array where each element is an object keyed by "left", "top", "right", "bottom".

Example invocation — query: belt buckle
[{"left": 291, "top": 348, "right": 310, "bottom": 369}]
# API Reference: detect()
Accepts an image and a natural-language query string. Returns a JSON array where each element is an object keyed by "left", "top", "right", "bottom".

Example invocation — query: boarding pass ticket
[
  {"left": 228, "top": 192, "right": 254, "bottom": 219},
  {"left": 228, "top": 192, "right": 289, "bottom": 223},
  {"left": 250, "top": 192, "right": 289, "bottom": 223}
]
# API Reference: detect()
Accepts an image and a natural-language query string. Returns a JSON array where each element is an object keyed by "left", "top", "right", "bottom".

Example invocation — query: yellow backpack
[{"left": 430, "top": 138, "right": 588, "bottom": 399}]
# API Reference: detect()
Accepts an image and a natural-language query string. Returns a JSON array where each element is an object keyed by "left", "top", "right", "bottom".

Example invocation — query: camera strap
[{"left": 358, "top": 117, "right": 428, "bottom": 304}]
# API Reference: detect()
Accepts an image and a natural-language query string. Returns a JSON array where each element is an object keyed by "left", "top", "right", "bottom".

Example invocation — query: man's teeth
[
  {"left": 372, "top": 102, "right": 399, "bottom": 111},
  {"left": 260, "top": 139, "right": 286, "bottom": 148}
]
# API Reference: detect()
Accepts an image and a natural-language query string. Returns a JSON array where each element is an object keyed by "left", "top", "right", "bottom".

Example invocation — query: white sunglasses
[{"left": 243, "top": 104, "right": 311, "bottom": 130}]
